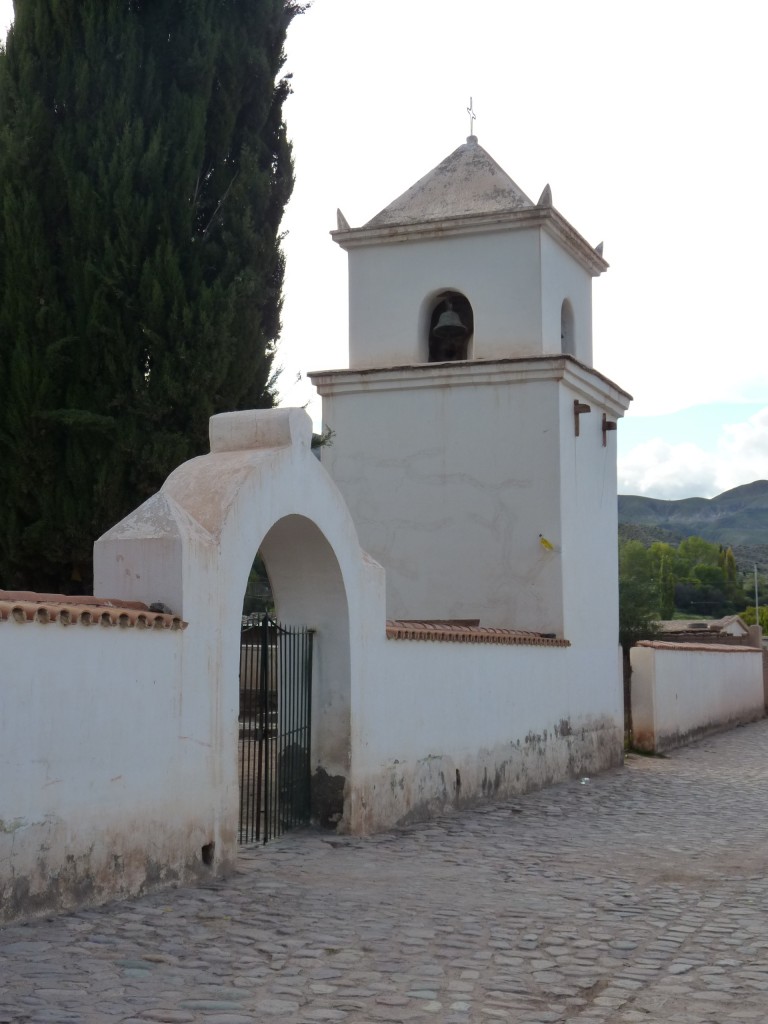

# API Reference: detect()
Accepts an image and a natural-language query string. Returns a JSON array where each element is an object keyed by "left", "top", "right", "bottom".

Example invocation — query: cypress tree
[{"left": 0, "top": 0, "right": 300, "bottom": 591}]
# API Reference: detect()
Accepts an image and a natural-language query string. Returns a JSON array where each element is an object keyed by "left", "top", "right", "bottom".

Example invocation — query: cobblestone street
[{"left": 3, "top": 720, "right": 768, "bottom": 1023}]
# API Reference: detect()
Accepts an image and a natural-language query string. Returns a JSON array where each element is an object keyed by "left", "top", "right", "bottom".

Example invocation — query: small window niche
[
  {"left": 428, "top": 291, "right": 473, "bottom": 362},
  {"left": 561, "top": 299, "right": 575, "bottom": 356}
]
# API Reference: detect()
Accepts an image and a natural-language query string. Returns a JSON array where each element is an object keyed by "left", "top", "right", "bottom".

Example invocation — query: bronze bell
[{"left": 432, "top": 303, "right": 468, "bottom": 340}]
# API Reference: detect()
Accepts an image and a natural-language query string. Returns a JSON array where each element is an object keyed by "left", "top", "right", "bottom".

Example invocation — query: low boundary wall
[
  {"left": 630, "top": 641, "right": 764, "bottom": 753},
  {"left": 0, "top": 594, "right": 231, "bottom": 924}
]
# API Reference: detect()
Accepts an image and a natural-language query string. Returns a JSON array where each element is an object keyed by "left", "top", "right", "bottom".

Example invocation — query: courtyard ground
[{"left": 2, "top": 720, "right": 768, "bottom": 1023}]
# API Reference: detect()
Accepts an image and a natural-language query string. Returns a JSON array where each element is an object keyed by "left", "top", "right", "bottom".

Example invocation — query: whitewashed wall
[
  {"left": 558, "top": 379, "right": 623, "bottom": 655},
  {"left": 2, "top": 408, "right": 628, "bottom": 920},
  {"left": 346, "top": 229, "right": 542, "bottom": 366},
  {"left": 0, "top": 618, "right": 219, "bottom": 923},
  {"left": 347, "top": 633, "right": 623, "bottom": 834},
  {"left": 313, "top": 358, "right": 629, "bottom": 640},
  {"left": 94, "top": 408, "right": 627, "bottom": 839},
  {"left": 630, "top": 641, "right": 764, "bottom": 753},
  {"left": 540, "top": 231, "right": 594, "bottom": 366},
  {"left": 341, "top": 224, "right": 596, "bottom": 369}
]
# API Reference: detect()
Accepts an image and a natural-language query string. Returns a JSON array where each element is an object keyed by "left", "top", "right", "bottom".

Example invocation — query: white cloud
[
  {"left": 618, "top": 439, "right": 718, "bottom": 499},
  {"left": 619, "top": 407, "right": 768, "bottom": 498},
  {"left": 718, "top": 408, "right": 768, "bottom": 488}
]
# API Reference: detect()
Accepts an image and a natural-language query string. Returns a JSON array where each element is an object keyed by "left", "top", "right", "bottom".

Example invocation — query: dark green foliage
[
  {"left": 657, "top": 551, "right": 675, "bottom": 620},
  {"left": 741, "top": 605, "right": 768, "bottom": 632},
  {"left": 0, "top": 0, "right": 301, "bottom": 591},
  {"left": 618, "top": 531, "right": 766, "bottom": 631},
  {"left": 674, "top": 581, "right": 726, "bottom": 617},
  {"left": 618, "top": 540, "right": 661, "bottom": 653}
]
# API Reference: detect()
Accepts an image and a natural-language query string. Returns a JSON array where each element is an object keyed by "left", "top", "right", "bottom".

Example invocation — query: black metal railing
[{"left": 239, "top": 615, "right": 313, "bottom": 844}]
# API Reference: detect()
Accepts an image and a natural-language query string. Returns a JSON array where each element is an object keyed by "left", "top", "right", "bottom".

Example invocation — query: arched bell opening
[
  {"left": 427, "top": 291, "right": 474, "bottom": 362},
  {"left": 561, "top": 298, "right": 575, "bottom": 357}
]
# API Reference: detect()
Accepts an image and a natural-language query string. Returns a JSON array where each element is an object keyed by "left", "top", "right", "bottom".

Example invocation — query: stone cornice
[
  {"left": 331, "top": 206, "right": 608, "bottom": 277},
  {"left": 310, "top": 355, "right": 632, "bottom": 417}
]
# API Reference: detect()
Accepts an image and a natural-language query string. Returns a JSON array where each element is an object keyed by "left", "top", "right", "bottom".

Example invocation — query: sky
[{"left": 2, "top": 0, "right": 767, "bottom": 500}]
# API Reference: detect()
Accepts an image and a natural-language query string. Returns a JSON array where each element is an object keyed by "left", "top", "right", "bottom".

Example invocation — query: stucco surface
[
  {"left": 630, "top": 642, "right": 764, "bottom": 752},
  {"left": 335, "top": 228, "right": 600, "bottom": 369},
  {"left": 348, "top": 633, "right": 624, "bottom": 833},
  {"left": 0, "top": 622, "right": 219, "bottom": 923},
  {"left": 315, "top": 358, "right": 629, "bottom": 640}
]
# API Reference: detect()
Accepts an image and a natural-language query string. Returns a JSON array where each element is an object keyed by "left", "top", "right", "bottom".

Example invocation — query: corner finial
[
  {"left": 336, "top": 208, "right": 350, "bottom": 231},
  {"left": 537, "top": 184, "right": 552, "bottom": 208}
]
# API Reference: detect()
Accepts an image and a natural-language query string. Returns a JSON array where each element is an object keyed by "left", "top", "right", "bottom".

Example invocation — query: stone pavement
[{"left": 3, "top": 721, "right": 768, "bottom": 1024}]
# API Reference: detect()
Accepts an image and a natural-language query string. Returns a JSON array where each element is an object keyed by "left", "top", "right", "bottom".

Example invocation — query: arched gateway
[{"left": 94, "top": 408, "right": 385, "bottom": 865}]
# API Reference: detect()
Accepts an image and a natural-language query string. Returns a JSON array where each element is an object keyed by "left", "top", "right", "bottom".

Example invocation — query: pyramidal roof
[{"left": 364, "top": 136, "right": 534, "bottom": 228}]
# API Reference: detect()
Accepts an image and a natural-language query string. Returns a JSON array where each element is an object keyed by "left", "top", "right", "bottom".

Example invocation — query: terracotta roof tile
[
  {"left": 0, "top": 591, "right": 186, "bottom": 631},
  {"left": 386, "top": 620, "right": 569, "bottom": 647},
  {"left": 636, "top": 640, "right": 760, "bottom": 653}
]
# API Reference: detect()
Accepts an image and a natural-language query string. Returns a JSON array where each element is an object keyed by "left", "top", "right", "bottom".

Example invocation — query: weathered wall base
[
  {"left": 347, "top": 717, "right": 622, "bottom": 833},
  {"left": 1, "top": 813, "right": 234, "bottom": 924},
  {"left": 346, "top": 632, "right": 624, "bottom": 835}
]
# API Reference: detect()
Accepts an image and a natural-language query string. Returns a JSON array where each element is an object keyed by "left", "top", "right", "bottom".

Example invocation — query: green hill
[{"left": 618, "top": 481, "right": 768, "bottom": 576}]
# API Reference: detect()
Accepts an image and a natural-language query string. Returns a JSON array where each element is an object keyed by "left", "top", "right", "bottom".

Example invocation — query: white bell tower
[{"left": 310, "top": 135, "right": 631, "bottom": 648}]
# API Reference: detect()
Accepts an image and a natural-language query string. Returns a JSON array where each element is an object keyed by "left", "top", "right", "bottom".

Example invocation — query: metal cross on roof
[{"left": 467, "top": 97, "right": 476, "bottom": 137}]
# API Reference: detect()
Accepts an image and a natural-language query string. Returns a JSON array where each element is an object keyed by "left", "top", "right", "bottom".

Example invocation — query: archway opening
[
  {"left": 237, "top": 515, "right": 351, "bottom": 843},
  {"left": 242, "top": 551, "right": 273, "bottom": 618},
  {"left": 428, "top": 290, "right": 474, "bottom": 362}
]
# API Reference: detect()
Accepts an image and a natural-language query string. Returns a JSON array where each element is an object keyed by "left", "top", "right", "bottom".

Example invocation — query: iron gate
[{"left": 239, "top": 615, "right": 314, "bottom": 844}]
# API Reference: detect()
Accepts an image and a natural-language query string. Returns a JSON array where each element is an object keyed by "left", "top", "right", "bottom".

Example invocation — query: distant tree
[
  {"left": 740, "top": 567, "right": 768, "bottom": 617},
  {"left": 648, "top": 540, "right": 680, "bottom": 571},
  {"left": 719, "top": 546, "right": 742, "bottom": 607},
  {"left": 0, "top": 0, "right": 301, "bottom": 592},
  {"left": 618, "top": 540, "right": 660, "bottom": 652},
  {"left": 658, "top": 551, "right": 675, "bottom": 620},
  {"left": 691, "top": 564, "right": 725, "bottom": 590},
  {"left": 677, "top": 536, "right": 720, "bottom": 569},
  {"left": 673, "top": 538, "right": 732, "bottom": 617},
  {"left": 675, "top": 581, "right": 727, "bottom": 617},
  {"left": 740, "top": 605, "right": 768, "bottom": 632},
  {"left": 720, "top": 545, "right": 738, "bottom": 581},
  {"left": 619, "top": 534, "right": 767, "bottom": 627},
  {"left": 646, "top": 542, "right": 678, "bottom": 619}
]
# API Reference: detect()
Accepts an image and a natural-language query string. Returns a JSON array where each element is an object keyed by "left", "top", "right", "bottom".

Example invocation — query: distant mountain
[{"left": 618, "top": 481, "right": 768, "bottom": 575}]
